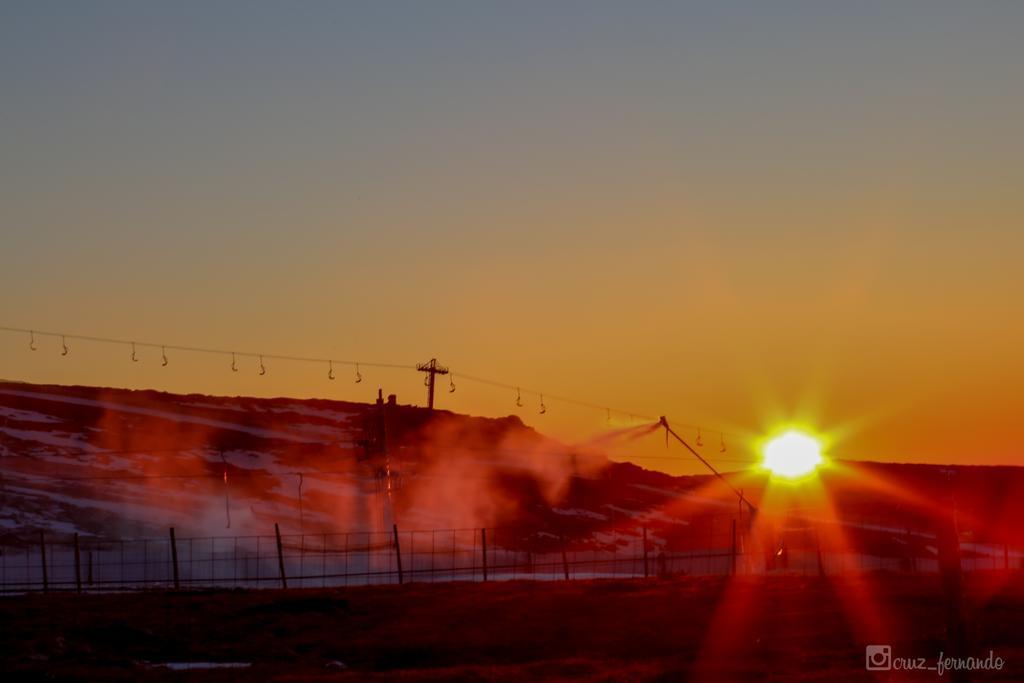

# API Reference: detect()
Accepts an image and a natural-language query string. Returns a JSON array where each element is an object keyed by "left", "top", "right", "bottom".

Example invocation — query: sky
[{"left": 1, "top": 2, "right": 1022, "bottom": 472}]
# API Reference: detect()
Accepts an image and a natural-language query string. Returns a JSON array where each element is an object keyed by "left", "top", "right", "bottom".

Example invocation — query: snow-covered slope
[
  {"left": 0, "top": 382, "right": 371, "bottom": 539},
  {"left": 0, "top": 381, "right": 728, "bottom": 548},
  {"left": 9, "top": 380, "right": 1018, "bottom": 567}
]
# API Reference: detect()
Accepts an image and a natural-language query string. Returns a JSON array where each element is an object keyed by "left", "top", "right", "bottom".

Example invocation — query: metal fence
[
  {"left": 0, "top": 514, "right": 1019, "bottom": 593},
  {"left": 0, "top": 518, "right": 741, "bottom": 593}
]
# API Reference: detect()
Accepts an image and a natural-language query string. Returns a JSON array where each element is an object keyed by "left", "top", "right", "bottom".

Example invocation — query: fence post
[
  {"left": 906, "top": 529, "right": 917, "bottom": 572},
  {"left": 643, "top": 526, "right": 649, "bottom": 578},
  {"left": 39, "top": 531, "right": 48, "bottom": 593},
  {"left": 815, "top": 528, "right": 825, "bottom": 577},
  {"left": 937, "top": 515, "right": 967, "bottom": 680},
  {"left": 169, "top": 527, "right": 180, "bottom": 590},
  {"left": 731, "top": 519, "right": 737, "bottom": 576},
  {"left": 74, "top": 533, "right": 82, "bottom": 593},
  {"left": 561, "top": 538, "right": 570, "bottom": 581},
  {"left": 274, "top": 523, "right": 288, "bottom": 589},
  {"left": 392, "top": 524, "right": 404, "bottom": 585},
  {"left": 481, "top": 528, "right": 488, "bottom": 582}
]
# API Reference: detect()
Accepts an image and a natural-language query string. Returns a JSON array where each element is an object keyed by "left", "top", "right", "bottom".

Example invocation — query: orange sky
[{"left": 1, "top": 4, "right": 1022, "bottom": 473}]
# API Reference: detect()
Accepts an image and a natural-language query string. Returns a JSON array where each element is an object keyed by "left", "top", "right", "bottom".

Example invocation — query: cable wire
[{"left": 0, "top": 323, "right": 743, "bottom": 442}]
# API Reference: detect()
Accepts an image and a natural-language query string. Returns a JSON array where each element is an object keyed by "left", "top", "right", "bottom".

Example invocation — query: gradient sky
[{"left": 2, "top": 2, "right": 1022, "bottom": 472}]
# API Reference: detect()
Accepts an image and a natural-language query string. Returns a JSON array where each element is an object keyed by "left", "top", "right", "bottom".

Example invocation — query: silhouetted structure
[{"left": 416, "top": 358, "right": 449, "bottom": 410}]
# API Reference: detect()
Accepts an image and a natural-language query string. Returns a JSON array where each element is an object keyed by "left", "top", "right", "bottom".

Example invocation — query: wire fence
[{"left": 0, "top": 514, "right": 1019, "bottom": 593}]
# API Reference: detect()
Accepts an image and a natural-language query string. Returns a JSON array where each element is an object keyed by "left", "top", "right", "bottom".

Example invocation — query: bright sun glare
[{"left": 763, "top": 430, "right": 823, "bottom": 479}]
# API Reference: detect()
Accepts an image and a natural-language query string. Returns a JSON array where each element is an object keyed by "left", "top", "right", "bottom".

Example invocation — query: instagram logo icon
[{"left": 865, "top": 645, "right": 892, "bottom": 670}]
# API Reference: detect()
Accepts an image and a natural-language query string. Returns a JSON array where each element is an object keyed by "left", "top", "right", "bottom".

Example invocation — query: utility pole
[{"left": 416, "top": 358, "right": 449, "bottom": 410}]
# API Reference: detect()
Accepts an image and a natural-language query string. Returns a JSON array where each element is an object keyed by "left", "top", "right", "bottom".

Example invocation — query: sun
[{"left": 762, "top": 430, "right": 823, "bottom": 479}]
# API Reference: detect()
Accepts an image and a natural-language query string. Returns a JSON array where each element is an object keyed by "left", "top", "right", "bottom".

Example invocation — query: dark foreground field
[{"left": 2, "top": 573, "right": 1023, "bottom": 681}]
